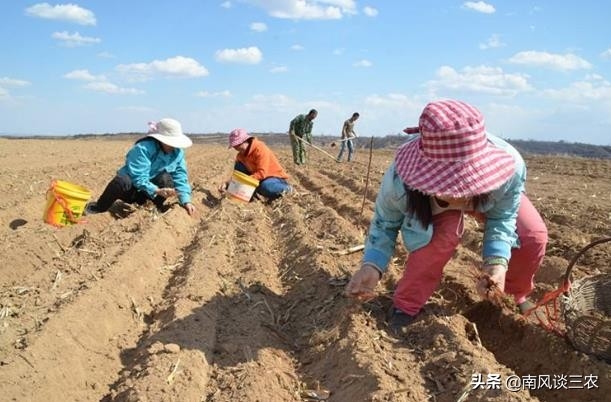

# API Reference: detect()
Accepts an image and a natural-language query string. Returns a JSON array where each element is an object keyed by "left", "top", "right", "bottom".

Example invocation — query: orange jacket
[{"left": 236, "top": 138, "right": 289, "bottom": 181}]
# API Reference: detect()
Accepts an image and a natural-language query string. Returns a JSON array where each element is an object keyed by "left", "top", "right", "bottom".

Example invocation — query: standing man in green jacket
[{"left": 289, "top": 109, "right": 317, "bottom": 165}]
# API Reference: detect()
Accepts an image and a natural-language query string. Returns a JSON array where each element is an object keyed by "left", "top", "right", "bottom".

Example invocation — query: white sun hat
[{"left": 146, "top": 118, "right": 193, "bottom": 149}]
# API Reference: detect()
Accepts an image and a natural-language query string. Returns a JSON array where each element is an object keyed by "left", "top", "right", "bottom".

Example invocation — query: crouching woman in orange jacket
[{"left": 220, "top": 128, "right": 292, "bottom": 201}]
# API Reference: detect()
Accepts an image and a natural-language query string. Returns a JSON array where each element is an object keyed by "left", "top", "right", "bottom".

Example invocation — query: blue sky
[{"left": 1, "top": 1, "right": 610, "bottom": 145}]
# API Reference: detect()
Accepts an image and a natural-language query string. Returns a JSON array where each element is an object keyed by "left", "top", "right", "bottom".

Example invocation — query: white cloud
[
  {"left": 116, "top": 106, "right": 156, "bottom": 113},
  {"left": 426, "top": 65, "right": 532, "bottom": 96},
  {"left": 365, "top": 93, "right": 419, "bottom": 109},
  {"left": 363, "top": 6, "right": 378, "bottom": 17},
  {"left": 63, "top": 69, "right": 144, "bottom": 95},
  {"left": 601, "top": 49, "right": 611, "bottom": 60},
  {"left": 333, "top": 48, "right": 344, "bottom": 55},
  {"left": 353, "top": 59, "right": 372, "bottom": 67},
  {"left": 585, "top": 73, "right": 604, "bottom": 81},
  {"left": 508, "top": 51, "right": 592, "bottom": 71},
  {"left": 245, "top": 0, "right": 356, "bottom": 20},
  {"left": 479, "top": 34, "right": 505, "bottom": 50},
  {"left": 116, "top": 56, "right": 210, "bottom": 80},
  {"left": 0, "top": 77, "right": 31, "bottom": 87},
  {"left": 220, "top": 1, "right": 232, "bottom": 8},
  {"left": 215, "top": 47, "right": 263, "bottom": 64},
  {"left": 270, "top": 66, "right": 288, "bottom": 73},
  {"left": 462, "top": 1, "right": 495, "bottom": 14},
  {"left": 484, "top": 102, "right": 546, "bottom": 139},
  {"left": 84, "top": 82, "right": 143, "bottom": 95},
  {"left": 244, "top": 94, "right": 295, "bottom": 112},
  {"left": 149, "top": 57, "right": 209, "bottom": 76},
  {"left": 63, "top": 69, "right": 106, "bottom": 81},
  {"left": 323, "top": 0, "right": 357, "bottom": 7},
  {"left": 291, "top": 44, "right": 304, "bottom": 51},
  {"left": 97, "top": 51, "right": 115, "bottom": 59},
  {"left": 52, "top": 31, "right": 101, "bottom": 47},
  {"left": 541, "top": 76, "right": 611, "bottom": 102},
  {"left": 250, "top": 22, "right": 268, "bottom": 32},
  {"left": 25, "top": 3, "right": 96, "bottom": 25},
  {"left": 362, "top": 94, "right": 422, "bottom": 133},
  {"left": 0, "top": 77, "right": 30, "bottom": 103},
  {"left": 195, "top": 90, "right": 232, "bottom": 97}
]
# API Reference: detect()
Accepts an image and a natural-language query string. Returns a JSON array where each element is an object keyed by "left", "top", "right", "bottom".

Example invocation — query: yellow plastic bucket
[
  {"left": 227, "top": 170, "right": 259, "bottom": 203},
  {"left": 43, "top": 180, "right": 92, "bottom": 227}
]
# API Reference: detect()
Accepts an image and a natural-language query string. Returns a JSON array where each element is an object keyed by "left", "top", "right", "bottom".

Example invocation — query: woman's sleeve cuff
[{"left": 362, "top": 249, "right": 389, "bottom": 274}]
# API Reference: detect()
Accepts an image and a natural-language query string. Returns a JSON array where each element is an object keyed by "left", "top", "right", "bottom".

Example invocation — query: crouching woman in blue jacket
[{"left": 86, "top": 118, "right": 196, "bottom": 217}]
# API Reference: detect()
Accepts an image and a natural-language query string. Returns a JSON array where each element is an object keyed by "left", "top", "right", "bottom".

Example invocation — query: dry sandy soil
[{"left": 0, "top": 137, "right": 609, "bottom": 402}]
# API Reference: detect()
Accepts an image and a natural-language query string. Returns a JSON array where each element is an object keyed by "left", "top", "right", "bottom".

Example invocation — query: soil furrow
[
  {"left": 0, "top": 208, "right": 198, "bottom": 401},
  {"left": 317, "top": 169, "right": 379, "bottom": 205},
  {"left": 437, "top": 247, "right": 609, "bottom": 402},
  {"left": 102, "top": 206, "right": 229, "bottom": 401},
  {"left": 288, "top": 168, "right": 372, "bottom": 230}
]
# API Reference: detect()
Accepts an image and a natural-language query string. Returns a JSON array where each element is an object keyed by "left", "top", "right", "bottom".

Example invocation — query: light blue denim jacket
[
  {"left": 117, "top": 138, "right": 192, "bottom": 205},
  {"left": 362, "top": 135, "right": 526, "bottom": 273}
]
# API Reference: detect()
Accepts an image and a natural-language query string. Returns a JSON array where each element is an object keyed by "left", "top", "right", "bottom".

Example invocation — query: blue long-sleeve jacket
[
  {"left": 362, "top": 135, "right": 526, "bottom": 273},
  {"left": 117, "top": 138, "right": 192, "bottom": 205}
]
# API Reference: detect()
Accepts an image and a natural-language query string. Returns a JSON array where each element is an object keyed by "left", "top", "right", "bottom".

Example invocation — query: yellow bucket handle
[{"left": 47, "top": 182, "right": 88, "bottom": 225}]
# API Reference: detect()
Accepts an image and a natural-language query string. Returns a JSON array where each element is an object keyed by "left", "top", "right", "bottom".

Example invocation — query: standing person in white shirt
[{"left": 336, "top": 112, "right": 359, "bottom": 162}]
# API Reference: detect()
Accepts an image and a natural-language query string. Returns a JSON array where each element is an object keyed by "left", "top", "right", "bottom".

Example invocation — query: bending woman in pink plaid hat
[{"left": 345, "top": 99, "right": 548, "bottom": 335}]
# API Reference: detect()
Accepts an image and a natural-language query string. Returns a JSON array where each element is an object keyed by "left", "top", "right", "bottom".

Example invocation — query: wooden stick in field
[
  {"left": 290, "top": 133, "right": 339, "bottom": 161},
  {"left": 359, "top": 136, "right": 374, "bottom": 225}
]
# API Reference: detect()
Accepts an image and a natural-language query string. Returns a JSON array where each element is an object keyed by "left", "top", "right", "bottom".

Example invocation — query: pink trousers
[{"left": 393, "top": 194, "right": 548, "bottom": 315}]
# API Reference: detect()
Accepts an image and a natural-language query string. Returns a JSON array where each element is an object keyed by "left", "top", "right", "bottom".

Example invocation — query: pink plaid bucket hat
[
  {"left": 228, "top": 128, "right": 252, "bottom": 148},
  {"left": 396, "top": 99, "right": 516, "bottom": 198}
]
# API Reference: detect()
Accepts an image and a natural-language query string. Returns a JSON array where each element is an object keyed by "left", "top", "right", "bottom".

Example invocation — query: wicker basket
[{"left": 560, "top": 238, "right": 611, "bottom": 363}]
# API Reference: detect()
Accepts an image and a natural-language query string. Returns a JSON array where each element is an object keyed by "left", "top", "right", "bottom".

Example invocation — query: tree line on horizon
[{"left": 2, "top": 132, "right": 610, "bottom": 159}]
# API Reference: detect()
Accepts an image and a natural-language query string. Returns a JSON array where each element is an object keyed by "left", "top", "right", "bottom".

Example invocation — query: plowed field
[{"left": 0, "top": 137, "right": 609, "bottom": 401}]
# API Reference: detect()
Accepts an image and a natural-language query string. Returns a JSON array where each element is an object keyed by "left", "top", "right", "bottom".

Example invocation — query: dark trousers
[{"left": 95, "top": 172, "right": 174, "bottom": 211}]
